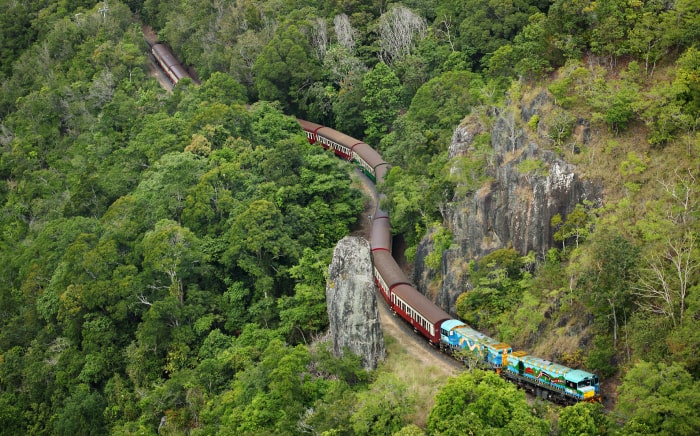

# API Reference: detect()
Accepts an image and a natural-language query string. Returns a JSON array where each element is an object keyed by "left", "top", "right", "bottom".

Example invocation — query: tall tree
[
  {"left": 427, "top": 370, "right": 550, "bottom": 435},
  {"left": 253, "top": 25, "right": 321, "bottom": 112},
  {"left": 376, "top": 5, "right": 427, "bottom": 66},
  {"left": 617, "top": 361, "right": 700, "bottom": 435},
  {"left": 361, "top": 61, "right": 401, "bottom": 145}
]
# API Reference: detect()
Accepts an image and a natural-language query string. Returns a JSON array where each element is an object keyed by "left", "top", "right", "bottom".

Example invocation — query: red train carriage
[
  {"left": 297, "top": 119, "right": 324, "bottom": 144},
  {"left": 315, "top": 127, "right": 362, "bottom": 160},
  {"left": 151, "top": 43, "right": 191, "bottom": 85},
  {"left": 372, "top": 250, "right": 411, "bottom": 303},
  {"left": 350, "top": 142, "right": 389, "bottom": 182},
  {"left": 370, "top": 209, "right": 392, "bottom": 252},
  {"left": 391, "top": 284, "right": 451, "bottom": 344}
]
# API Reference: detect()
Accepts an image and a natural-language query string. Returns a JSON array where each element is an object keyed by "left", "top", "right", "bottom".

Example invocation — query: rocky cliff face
[
  {"left": 414, "top": 92, "right": 602, "bottom": 316},
  {"left": 326, "top": 236, "right": 386, "bottom": 370}
]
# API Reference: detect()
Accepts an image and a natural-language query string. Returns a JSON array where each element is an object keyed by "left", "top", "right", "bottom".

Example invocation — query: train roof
[
  {"left": 564, "top": 369, "right": 598, "bottom": 383},
  {"left": 452, "top": 324, "right": 510, "bottom": 351},
  {"left": 512, "top": 354, "right": 594, "bottom": 379},
  {"left": 316, "top": 127, "right": 364, "bottom": 148},
  {"left": 297, "top": 119, "right": 324, "bottom": 133},
  {"left": 392, "top": 283, "right": 451, "bottom": 325},
  {"left": 169, "top": 64, "right": 190, "bottom": 82},
  {"left": 441, "top": 319, "right": 467, "bottom": 331},
  {"left": 370, "top": 215, "right": 392, "bottom": 252},
  {"left": 373, "top": 207, "right": 390, "bottom": 221},
  {"left": 152, "top": 43, "right": 181, "bottom": 68},
  {"left": 372, "top": 250, "right": 411, "bottom": 288},
  {"left": 351, "top": 142, "right": 386, "bottom": 168},
  {"left": 374, "top": 163, "right": 391, "bottom": 184}
]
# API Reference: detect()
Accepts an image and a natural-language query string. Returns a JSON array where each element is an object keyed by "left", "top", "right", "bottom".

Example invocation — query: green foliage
[
  {"left": 406, "top": 70, "right": 479, "bottom": 130},
  {"left": 543, "top": 107, "right": 577, "bottom": 146},
  {"left": 578, "top": 228, "right": 640, "bottom": 364},
  {"left": 427, "top": 370, "right": 550, "bottom": 435},
  {"left": 253, "top": 25, "right": 321, "bottom": 113},
  {"left": 551, "top": 203, "right": 595, "bottom": 251},
  {"left": 350, "top": 373, "right": 415, "bottom": 435},
  {"left": 425, "top": 223, "right": 453, "bottom": 271},
  {"left": 558, "top": 402, "right": 610, "bottom": 436},
  {"left": 517, "top": 158, "right": 547, "bottom": 178},
  {"left": 456, "top": 248, "right": 533, "bottom": 331},
  {"left": 361, "top": 62, "right": 402, "bottom": 145},
  {"left": 619, "top": 151, "right": 648, "bottom": 177},
  {"left": 527, "top": 114, "right": 540, "bottom": 131},
  {"left": 589, "top": 79, "right": 640, "bottom": 134},
  {"left": 617, "top": 361, "right": 700, "bottom": 435},
  {"left": 584, "top": 335, "right": 617, "bottom": 378}
]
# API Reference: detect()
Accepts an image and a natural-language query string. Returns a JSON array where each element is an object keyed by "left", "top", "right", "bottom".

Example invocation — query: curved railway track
[{"left": 144, "top": 37, "right": 601, "bottom": 406}]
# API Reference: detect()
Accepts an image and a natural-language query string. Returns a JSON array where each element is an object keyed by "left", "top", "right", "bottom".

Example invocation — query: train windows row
[
  {"left": 319, "top": 137, "right": 350, "bottom": 155},
  {"left": 392, "top": 294, "right": 432, "bottom": 335}
]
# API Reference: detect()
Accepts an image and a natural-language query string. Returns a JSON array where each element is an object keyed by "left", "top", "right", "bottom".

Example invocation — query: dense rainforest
[{"left": 0, "top": 0, "right": 699, "bottom": 434}]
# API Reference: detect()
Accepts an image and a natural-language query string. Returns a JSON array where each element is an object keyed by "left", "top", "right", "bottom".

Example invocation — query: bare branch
[
  {"left": 310, "top": 18, "right": 328, "bottom": 62},
  {"left": 658, "top": 168, "right": 697, "bottom": 226},
  {"left": 137, "top": 294, "right": 153, "bottom": 306},
  {"left": 333, "top": 14, "right": 357, "bottom": 52},
  {"left": 377, "top": 5, "right": 426, "bottom": 65},
  {"left": 633, "top": 233, "right": 698, "bottom": 326}
]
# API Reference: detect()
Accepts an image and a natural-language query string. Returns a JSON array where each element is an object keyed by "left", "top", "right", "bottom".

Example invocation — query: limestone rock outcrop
[
  {"left": 414, "top": 92, "right": 602, "bottom": 316},
  {"left": 326, "top": 236, "right": 385, "bottom": 370}
]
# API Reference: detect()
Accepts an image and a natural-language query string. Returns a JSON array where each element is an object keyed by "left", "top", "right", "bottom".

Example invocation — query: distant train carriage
[
  {"left": 369, "top": 209, "right": 392, "bottom": 252},
  {"left": 298, "top": 119, "right": 324, "bottom": 144},
  {"left": 315, "top": 127, "right": 362, "bottom": 160},
  {"left": 151, "top": 43, "right": 191, "bottom": 84},
  {"left": 374, "top": 163, "right": 391, "bottom": 185}
]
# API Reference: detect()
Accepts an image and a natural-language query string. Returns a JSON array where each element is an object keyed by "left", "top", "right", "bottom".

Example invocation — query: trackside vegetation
[{"left": 0, "top": 0, "right": 698, "bottom": 434}]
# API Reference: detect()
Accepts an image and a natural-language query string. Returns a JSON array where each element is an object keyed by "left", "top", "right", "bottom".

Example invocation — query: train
[
  {"left": 142, "top": 41, "right": 600, "bottom": 404},
  {"left": 298, "top": 119, "right": 601, "bottom": 405},
  {"left": 149, "top": 41, "right": 194, "bottom": 85}
]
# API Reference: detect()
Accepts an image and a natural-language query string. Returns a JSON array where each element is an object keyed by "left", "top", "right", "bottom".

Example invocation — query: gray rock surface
[
  {"left": 414, "top": 93, "right": 602, "bottom": 316},
  {"left": 326, "top": 236, "right": 386, "bottom": 370}
]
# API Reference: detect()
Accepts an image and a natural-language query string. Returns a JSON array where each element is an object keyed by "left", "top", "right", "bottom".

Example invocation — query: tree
[
  {"left": 334, "top": 13, "right": 358, "bottom": 52},
  {"left": 512, "top": 12, "right": 555, "bottom": 78},
  {"left": 617, "top": 361, "right": 700, "bottom": 435},
  {"left": 224, "top": 199, "right": 297, "bottom": 310},
  {"left": 350, "top": 373, "right": 415, "bottom": 435},
  {"left": 427, "top": 370, "right": 550, "bottom": 435},
  {"left": 634, "top": 232, "right": 698, "bottom": 328},
  {"left": 361, "top": 62, "right": 401, "bottom": 145},
  {"left": 551, "top": 203, "right": 595, "bottom": 251},
  {"left": 253, "top": 25, "right": 321, "bottom": 112},
  {"left": 51, "top": 383, "right": 107, "bottom": 435},
  {"left": 455, "top": 248, "right": 531, "bottom": 331},
  {"left": 454, "top": 0, "right": 547, "bottom": 69},
  {"left": 558, "top": 402, "right": 610, "bottom": 436},
  {"left": 278, "top": 248, "right": 331, "bottom": 344},
  {"left": 579, "top": 229, "right": 639, "bottom": 349},
  {"left": 376, "top": 5, "right": 427, "bottom": 66},
  {"left": 141, "top": 219, "right": 203, "bottom": 304}
]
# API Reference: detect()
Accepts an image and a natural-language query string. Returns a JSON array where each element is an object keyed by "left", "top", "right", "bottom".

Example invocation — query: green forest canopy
[{"left": 0, "top": 0, "right": 699, "bottom": 434}]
